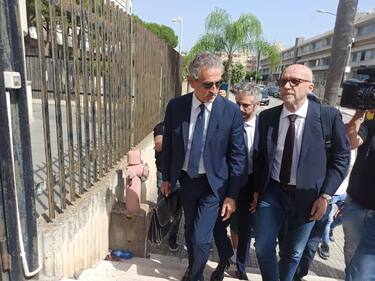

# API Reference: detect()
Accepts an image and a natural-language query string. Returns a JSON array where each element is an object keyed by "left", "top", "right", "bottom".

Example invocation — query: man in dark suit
[
  {"left": 211, "top": 83, "right": 261, "bottom": 281},
  {"left": 253, "top": 64, "right": 350, "bottom": 281},
  {"left": 161, "top": 52, "right": 247, "bottom": 281}
]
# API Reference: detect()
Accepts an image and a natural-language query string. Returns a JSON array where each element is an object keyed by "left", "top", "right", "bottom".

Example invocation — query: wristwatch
[{"left": 320, "top": 193, "right": 332, "bottom": 202}]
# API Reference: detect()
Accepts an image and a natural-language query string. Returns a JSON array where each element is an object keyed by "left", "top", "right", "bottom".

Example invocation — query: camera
[{"left": 340, "top": 67, "right": 375, "bottom": 110}]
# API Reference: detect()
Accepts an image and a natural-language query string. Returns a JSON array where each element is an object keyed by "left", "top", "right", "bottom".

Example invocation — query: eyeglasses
[
  {"left": 278, "top": 78, "right": 311, "bottom": 87},
  {"left": 201, "top": 80, "right": 223, "bottom": 89}
]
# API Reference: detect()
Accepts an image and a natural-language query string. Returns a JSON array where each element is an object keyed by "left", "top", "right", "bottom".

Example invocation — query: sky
[{"left": 133, "top": 0, "right": 375, "bottom": 52}]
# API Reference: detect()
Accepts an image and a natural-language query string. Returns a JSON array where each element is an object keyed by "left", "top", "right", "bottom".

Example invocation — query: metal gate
[{"left": 0, "top": 0, "right": 39, "bottom": 280}]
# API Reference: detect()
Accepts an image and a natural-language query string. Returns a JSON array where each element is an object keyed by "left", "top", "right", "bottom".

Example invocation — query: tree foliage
[
  {"left": 223, "top": 61, "right": 246, "bottom": 84},
  {"left": 187, "top": 8, "right": 280, "bottom": 86},
  {"left": 188, "top": 8, "right": 262, "bottom": 85},
  {"left": 256, "top": 40, "right": 281, "bottom": 72},
  {"left": 133, "top": 15, "right": 178, "bottom": 48},
  {"left": 245, "top": 70, "right": 261, "bottom": 81}
]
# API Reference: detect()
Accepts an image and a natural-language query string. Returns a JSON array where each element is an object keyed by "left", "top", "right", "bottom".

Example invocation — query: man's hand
[
  {"left": 309, "top": 196, "right": 328, "bottom": 221},
  {"left": 161, "top": 181, "right": 171, "bottom": 197},
  {"left": 249, "top": 192, "right": 258, "bottom": 213},
  {"left": 218, "top": 90, "right": 226, "bottom": 97},
  {"left": 221, "top": 197, "right": 236, "bottom": 221},
  {"left": 154, "top": 135, "right": 163, "bottom": 152}
]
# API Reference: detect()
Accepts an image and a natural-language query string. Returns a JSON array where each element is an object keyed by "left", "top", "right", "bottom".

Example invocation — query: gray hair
[
  {"left": 237, "top": 82, "right": 262, "bottom": 103},
  {"left": 189, "top": 52, "right": 223, "bottom": 80}
]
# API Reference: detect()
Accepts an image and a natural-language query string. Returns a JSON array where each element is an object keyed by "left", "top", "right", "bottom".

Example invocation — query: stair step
[{"left": 61, "top": 254, "right": 343, "bottom": 281}]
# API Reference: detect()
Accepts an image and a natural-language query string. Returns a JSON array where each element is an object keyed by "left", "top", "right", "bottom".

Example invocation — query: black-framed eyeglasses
[
  {"left": 278, "top": 78, "right": 311, "bottom": 87},
  {"left": 201, "top": 80, "right": 223, "bottom": 89}
]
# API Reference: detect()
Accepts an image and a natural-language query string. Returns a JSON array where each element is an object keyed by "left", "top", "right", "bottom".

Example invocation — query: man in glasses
[
  {"left": 253, "top": 64, "right": 350, "bottom": 281},
  {"left": 161, "top": 52, "right": 247, "bottom": 281}
]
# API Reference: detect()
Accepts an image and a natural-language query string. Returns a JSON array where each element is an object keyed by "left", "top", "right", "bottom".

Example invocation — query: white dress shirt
[
  {"left": 182, "top": 93, "right": 213, "bottom": 174},
  {"left": 271, "top": 99, "right": 309, "bottom": 185},
  {"left": 244, "top": 115, "right": 256, "bottom": 174}
]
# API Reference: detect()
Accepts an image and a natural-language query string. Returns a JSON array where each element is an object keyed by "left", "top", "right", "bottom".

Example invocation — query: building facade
[
  {"left": 217, "top": 51, "right": 257, "bottom": 72},
  {"left": 260, "top": 10, "right": 375, "bottom": 97}
]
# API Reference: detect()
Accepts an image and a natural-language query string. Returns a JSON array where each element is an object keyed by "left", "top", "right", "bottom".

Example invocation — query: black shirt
[
  {"left": 153, "top": 122, "right": 164, "bottom": 172},
  {"left": 347, "top": 119, "right": 375, "bottom": 210}
]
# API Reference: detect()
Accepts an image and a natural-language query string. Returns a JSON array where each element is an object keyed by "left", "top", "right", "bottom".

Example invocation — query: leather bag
[{"left": 147, "top": 191, "right": 181, "bottom": 244}]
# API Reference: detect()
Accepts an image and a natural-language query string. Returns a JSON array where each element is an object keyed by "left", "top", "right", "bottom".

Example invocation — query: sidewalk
[{"left": 148, "top": 215, "right": 346, "bottom": 280}]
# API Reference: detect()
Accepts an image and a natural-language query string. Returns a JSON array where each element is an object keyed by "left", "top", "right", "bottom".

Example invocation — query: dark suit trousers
[
  {"left": 236, "top": 174, "right": 255, "bottom": 273},
  {"left": 213, "top": 175, "right": 255, "bottom": 271},
  {"left": 179, "top": 171, "right": 221, "bottom": 281}
]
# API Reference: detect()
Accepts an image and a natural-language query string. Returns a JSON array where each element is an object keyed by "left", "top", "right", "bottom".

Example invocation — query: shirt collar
[
  {"left": 244, "top": 115, "right": 256, "bottom": 127},
  {"left": 192, "top": 92, "right": 213, "bottom": 112},
  {"left": 281, "top": 99, "right": 309, "bottom": 120}
]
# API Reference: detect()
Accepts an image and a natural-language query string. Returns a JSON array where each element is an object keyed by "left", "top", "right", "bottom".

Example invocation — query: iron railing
[{"left": 29, "top": 0, "right": 181, "bottom": 221}]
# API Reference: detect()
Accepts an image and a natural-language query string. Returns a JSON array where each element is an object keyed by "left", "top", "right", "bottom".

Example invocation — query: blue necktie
[{"left": 187, "top": 104, "right": 206, "bottom": 178}]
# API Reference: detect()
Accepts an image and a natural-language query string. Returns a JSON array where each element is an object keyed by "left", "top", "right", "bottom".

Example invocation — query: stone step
[{"left": 61, "top": 254, "right": 343, "bottom": 281}]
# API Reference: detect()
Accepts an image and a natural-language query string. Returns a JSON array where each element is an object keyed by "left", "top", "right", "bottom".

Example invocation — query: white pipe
[{"left": 6, "top": 92, "right": 43, "bottom": 277}]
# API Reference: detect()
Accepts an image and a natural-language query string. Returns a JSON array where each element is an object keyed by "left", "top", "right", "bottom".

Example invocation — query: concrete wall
[{"left": 37, "top": 132, "right": 157, "bottom": 280}]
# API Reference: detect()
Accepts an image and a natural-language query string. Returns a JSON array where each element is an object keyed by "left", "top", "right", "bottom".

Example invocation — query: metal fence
[{"left": 29, "top": 0, "right": 181, "bottom": 221}]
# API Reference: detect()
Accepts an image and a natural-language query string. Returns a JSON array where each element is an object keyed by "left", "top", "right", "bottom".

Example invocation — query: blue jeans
[
  {"left": 255, "top": 181, "right": 315, "bottom": 281},
  {"left": 322, "top": 193, "right": 347, "bottom": 245},
  {"left": 156, "top": 171, "right": 181, "bottom": 240},
  {"left": 342, "top": 196, "right": 368, "bottom": 266},
  {"left": 294, "top": 204, "right": 332, "bottom": 280},
  {"left": 343, "top": 198, "right": 375, "bottom": 281}
]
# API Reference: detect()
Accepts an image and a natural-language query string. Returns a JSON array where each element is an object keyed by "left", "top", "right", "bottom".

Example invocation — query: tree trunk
[
  {"left": 324, "top": 0, "right": 358, "bottom": 105},
  {"left": 256, "top": 49, "right": 260, "bottom": 83},
  {"left": 227, "top": 53, "right": 233, "bottom": 89}
]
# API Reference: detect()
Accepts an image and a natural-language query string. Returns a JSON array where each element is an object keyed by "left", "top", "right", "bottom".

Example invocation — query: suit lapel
[
  {"left": 205, "top": 96, "right": 223, "bottom": 145},
  {"left": 298, "top": 101, "right": 320, "bottom": 168},
  {"left": 267, "top": 105, "right": 282, "bottom": 162},
  {"left": 182, "top": 93, "right": 193, "bottom": 152},
  {"left": 253, "top": 116, "right": 260, "bottom": 160}
]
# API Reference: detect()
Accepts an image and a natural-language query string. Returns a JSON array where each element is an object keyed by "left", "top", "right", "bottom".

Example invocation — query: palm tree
[
  {"left": 189, "top": 8, "right": 262, "bottom": 86},
  {"left": 255, "top": 39, "right": 281, "bottom": 82},
  {"left": 324, "top": 0, "right": 358, "bottom": 105}
]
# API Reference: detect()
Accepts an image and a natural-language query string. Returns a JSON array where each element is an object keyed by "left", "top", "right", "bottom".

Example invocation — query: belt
[
  {"left": 270, "top": 178, "right": 296, "bottom": 192},
  {"left": 181, "top": 170, "right": 207, "bottom": 180}
]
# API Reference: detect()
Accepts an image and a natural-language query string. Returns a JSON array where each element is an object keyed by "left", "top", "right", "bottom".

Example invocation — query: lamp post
[
  {"left": 172, "top": 16, "right": 183, "bottom": 54},
  {"left": 316, "top": 9, "right": 336, "bottom": 16}
]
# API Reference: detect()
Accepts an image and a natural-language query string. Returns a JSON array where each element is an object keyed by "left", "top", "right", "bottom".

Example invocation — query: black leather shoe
[
  {"left": 235, "top": 270, "right": 249, "bottom": 280},
  {"left": 210, "top": 260, "right": 230, "bottom": 281},
  {"left": 181, "top": 267, "right": 192, "bottom": 281}
]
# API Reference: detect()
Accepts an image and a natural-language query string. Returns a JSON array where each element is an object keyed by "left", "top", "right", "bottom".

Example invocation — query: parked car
[
  {"left": 256, "top": 85, "right": 270, "bottom": 106},
  {"left": 268, "top": 85, "right": 280, "bottom": 98}
]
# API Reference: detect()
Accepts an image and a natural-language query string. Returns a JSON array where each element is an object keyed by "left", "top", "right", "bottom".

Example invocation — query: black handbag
[
  {"left": 147, "top": 208, "right": 163, "bottom": 244},
  {"left": 147, "top": 191, "right": 181, "bottom": 244}
]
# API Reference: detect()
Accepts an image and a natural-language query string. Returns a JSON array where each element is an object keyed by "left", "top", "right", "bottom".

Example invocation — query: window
[
  {"left": 352, "top": 52, "right": 358, "bottom": 62},
  {"left": 322, "top": 57, "right": 331, "bottom": 66},
  {"left": 357, "top": 23, "right": 375, "bottom": 37}
]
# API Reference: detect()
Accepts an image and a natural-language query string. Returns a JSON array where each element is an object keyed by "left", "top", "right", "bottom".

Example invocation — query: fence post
[{"left": 0, "top": 0, "right": 39, "bottom": 278}]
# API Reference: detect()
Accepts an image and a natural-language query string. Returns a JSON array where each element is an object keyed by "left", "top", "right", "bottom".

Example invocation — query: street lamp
[
  {"left": 316, "top": 9, "right": 336, "bottom": 17},
  {"left": 172, "top": 16, "right": 183, "bottom": 54}
]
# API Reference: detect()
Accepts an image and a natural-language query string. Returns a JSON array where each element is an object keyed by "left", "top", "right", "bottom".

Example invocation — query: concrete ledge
[
  {"left": 37, "top": 131, "right": 158, "bottom": 280},
  {"left": 37, "top": 165, "right": 119, "bottom": 280}
]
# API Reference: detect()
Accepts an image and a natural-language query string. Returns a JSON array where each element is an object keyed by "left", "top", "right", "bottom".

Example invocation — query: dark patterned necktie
[
  {"left": 187, "top": 104, "right": 206, "bottom": 177},
  {"left": 279, "top": 114, "right": 297, "bottom": 185}
]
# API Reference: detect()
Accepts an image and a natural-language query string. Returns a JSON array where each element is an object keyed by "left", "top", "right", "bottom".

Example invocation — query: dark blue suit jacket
[
  {"left": 255, "top": 101, "right": 350, "bottom": 219},
  {"left": 162, "top": 93, "right": 247, "bottom": 201}
]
